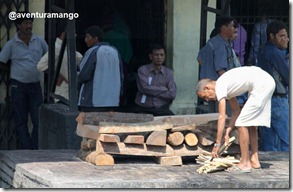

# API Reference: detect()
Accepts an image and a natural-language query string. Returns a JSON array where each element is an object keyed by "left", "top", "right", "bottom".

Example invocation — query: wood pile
[
  {"left": 196, "top": 137, "right": 240, "bottom": 173},
  {"left": 76, "top": 112, "right": 240, "bottom": 166}
]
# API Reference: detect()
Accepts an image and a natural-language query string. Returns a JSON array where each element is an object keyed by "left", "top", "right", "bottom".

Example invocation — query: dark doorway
[
  {"left": 74, "top": 0, "right": 166, "bottom": 69},
  {"left": 74, "top": 0, "right": 165, "bottom": 110}
]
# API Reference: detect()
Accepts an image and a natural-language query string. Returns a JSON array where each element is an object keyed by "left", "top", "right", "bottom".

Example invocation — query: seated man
[{"left": 133, "top": 43, "right": 176, "bottom": 116}]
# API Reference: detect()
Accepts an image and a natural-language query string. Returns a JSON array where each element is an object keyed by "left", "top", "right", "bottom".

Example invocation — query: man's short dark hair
[
  {"left": 214, "top": 16, "right": 237, "bottom": 33},
  {"left": 149, "top": 43, "right": 165, "bottom": 54},
  {"left": 56, "top": 19, "right": 67, "bottom": 38},
  {"left": 85, "top": 26, "right": 104, "bottom": 41},
  {"left": 266, "top": 20, "right": 288, "bottom": 39},
  {"left": 14, "top": 11, "right": 34, "bottom": 25}
]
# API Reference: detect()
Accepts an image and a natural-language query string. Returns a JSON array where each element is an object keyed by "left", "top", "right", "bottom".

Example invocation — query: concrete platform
[{"left": 0, "top": 150, "right": 290, "bottom": 188}]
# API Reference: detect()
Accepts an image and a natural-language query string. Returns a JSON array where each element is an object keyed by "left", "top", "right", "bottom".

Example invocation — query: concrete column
[{"left": 166, "top": 0, "right": 216, "bottom": 115}]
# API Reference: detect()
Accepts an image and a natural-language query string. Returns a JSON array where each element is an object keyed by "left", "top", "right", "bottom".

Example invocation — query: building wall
[
  {"left": 167, "top": 0, "right": 216, "bottom": 114},
  {"left": 29, "top": 0, "right": 46, "bottom": 38}
]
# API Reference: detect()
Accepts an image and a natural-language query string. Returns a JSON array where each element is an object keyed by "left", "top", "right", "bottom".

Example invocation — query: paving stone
[{"left": 0, "top": 150, "right": 289, "bottom": 188}]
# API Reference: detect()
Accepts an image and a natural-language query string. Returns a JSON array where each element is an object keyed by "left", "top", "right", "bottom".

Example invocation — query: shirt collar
[{"left": 14, "top": 32, "right": 36, "bottom": 43}]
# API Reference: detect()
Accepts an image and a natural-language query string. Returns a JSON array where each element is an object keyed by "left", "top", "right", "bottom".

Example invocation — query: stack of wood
[
  {"left": 196, "top": 137, "right": 240, "bottom": 173},
  {"left": 76, "top": 112, "right": 240, "bottom": 166}
]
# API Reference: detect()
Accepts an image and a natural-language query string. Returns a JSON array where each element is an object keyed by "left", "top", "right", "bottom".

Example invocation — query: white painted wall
[{"left": 167, "top": 0, "right": 216, "bottom": 114}]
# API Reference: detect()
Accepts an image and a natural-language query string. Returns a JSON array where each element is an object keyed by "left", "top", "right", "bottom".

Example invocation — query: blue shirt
[
  {"left": 248, "top": 19, "right": 273, "bottom": 65},
  {"left": 78, "top": 42, "right": 122, "bottom": 107},
  {"left": 0, "top": 32, "right": 48, "bottom": 83},
  {"left": 197, "top": 35, "right": 235, "bottom": 80},
  {"left": 257, "top": 42, "right": 289, "bottom": 93}
]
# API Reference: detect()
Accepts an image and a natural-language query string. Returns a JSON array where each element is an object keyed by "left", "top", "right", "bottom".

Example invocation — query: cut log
[
  {"left": 76, "top": 111, "right": 154, "bottom": 125},
  {"left": 99, "top": 134, "right": 120, "bottom": 143},
  {"left": 78, "top": 150, "right": 114, "bottom": 166},
  {"left": 154, "top": 113, "right": 219, "bottom": 126},
  {"left": 76, "top": 123, "right": 99, "bottom": 140},
  {"left": 167, "top": 132, "right": 184, "bottom": 146},
  {"left": 98, "top": 117, "right": 173, "bottom": 134},
  {"left": 124, "top": 135, "right": 145, "bottom": 144},
  {"left": 146, "top": 130, "right": 167, "bottom": 146},
  {"left": 80, "top": 139, "right": 89, "bottom": 151},
  {"left": 173, "top": 144, "right": 203, "bottom": 156},
  {"left": 170, "top": 124, "right": 196, "bottom": 132},
  {"left": 95, "top": 153, "right": 115, "bottom": 165},
  {"left": 155, "top": 156, "right": 183, "bottom": 166},
  {"left": 184, "top": 132, "right": 198, "bottom": 146},
  {"left": 195, "top": 130, "right": 214, "bottom": 146},
  {"left": 100, "top": 142, "right": 174, "bottom": 156},
  {"left": 87, "top": 139, "right": 96, "bottom": 149}
]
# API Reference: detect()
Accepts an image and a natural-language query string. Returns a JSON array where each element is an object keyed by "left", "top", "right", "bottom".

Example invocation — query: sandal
[{"left": 225, "top": 165, "right": 252, "bottom": 174}]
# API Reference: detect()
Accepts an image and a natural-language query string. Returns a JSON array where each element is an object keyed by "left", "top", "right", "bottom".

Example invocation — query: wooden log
[
  {"left": 95, "top": 153, "right": 115, "bottom": 165},
  {"left": 76, "top": 111, "right": 154, "bottom": 125},
  {"left": 146, "top": 130, "right": 167, "bottom": 146},
  {"left": 195, "top": 130, "right": 214, "bottom": 146},
  {"left": 78, "top": 150, "right": 114, "bottom": 166},
  {"left": 87, "top": 139, "right": 96, "bottom": 149},
  {"left": 184, "top": 132, "right": 198, "bottom": 146},
  {"left": 154, "top": 113, "right": 219, "bottom": 126},
  {"left": 172, "top": 144, "right": 203, "bottom": 156},
  {"left": 76, "top": 123, "right": 99, "bottom": 140},
  {"left": 80, "top": 139, "right": 89, "bottom": 151},
  {"left": 96, "top": 137, "right": 104, "bottom": 154},
  {"left": 99, "top": 134, "right": 120, "bottom": 143},
  {"left": 170, "top": 124, "right": 196, "bottom": 132},
  {"left": 167, "top": 132, "right": 184, "bottom": 146},
  {"left": 155, "top": 156, "right": 183, "bottom": 166},
  {"left": 98, "top": 117, "right": 173, "bottom": 134},
  {"left": 124, "top": 135, "right": 145, "bottom": 144},
  {"left": 100, "top": 142, "right": 174, "bottom": 156}
]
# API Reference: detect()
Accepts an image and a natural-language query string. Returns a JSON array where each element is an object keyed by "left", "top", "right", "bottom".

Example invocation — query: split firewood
[
  {"left": 124, "top": 135, "right": 145, "bottom": 144},
  {"left": 184, "top": 132, "right": 198, "bottom": 146},
  {"left": 167, "top": 132, "right": 184, "bottom": 146},
  {"left": 146, "top": 130, "right": 167, "bottom": 146},
  {"left": 99, "top": 134, "right": 120, "bottom": 143},
  {"left": 197, "top": 161, "right": 234, "bottom": 174}
]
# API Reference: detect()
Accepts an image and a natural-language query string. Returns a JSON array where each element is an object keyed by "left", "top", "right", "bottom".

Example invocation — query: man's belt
[{"left": 273, "top": 92, "right": 287, "bottom": 98}]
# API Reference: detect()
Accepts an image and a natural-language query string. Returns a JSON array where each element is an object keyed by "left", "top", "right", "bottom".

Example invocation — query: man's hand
[
  {"left": 212, "top": 144, "right": 220, "bottom": 158},
  {"left": 57, "top": 74, "right": 67, "bottom": 86}
]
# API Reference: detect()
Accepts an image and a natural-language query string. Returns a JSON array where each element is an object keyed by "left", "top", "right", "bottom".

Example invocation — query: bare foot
[{"left": 250, "top": 161, "right": 261, "bottom": 169}]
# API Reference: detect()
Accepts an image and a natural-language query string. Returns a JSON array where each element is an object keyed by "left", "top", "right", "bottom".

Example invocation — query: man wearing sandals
[{"left": 195, "top": 66, "right": 275, "bottom": 173}]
